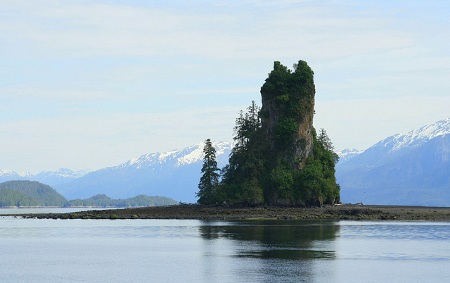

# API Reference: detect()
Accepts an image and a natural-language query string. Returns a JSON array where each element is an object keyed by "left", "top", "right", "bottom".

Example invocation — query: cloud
[
  {"left": 0, "top": 88, "right": 112, "bottom": 99},
  {"left": 1, "top": 1, "right": 418, "bottom": 60}
]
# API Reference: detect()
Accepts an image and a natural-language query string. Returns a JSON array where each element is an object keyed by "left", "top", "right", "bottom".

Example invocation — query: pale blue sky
[{"left": 1, "top": 0, "right": 449, "bottom": 173}]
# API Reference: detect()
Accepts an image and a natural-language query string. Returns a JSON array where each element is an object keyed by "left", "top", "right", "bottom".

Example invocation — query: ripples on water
[{"left": 0, "top": 209, "right": 449, "bottom": 282}]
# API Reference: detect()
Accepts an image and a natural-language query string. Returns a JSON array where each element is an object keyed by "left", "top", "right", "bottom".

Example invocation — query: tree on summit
[{"left": 197, "top": 139, "right": 220, "bottom": 204}]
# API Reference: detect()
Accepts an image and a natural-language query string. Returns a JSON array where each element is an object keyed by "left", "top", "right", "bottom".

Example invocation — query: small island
[{"left": 197, "top": 60, "right": 339, "bottom": 207}]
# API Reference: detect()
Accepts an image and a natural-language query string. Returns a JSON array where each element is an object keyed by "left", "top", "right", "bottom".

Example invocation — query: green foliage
[
  {"left": 296, "top": 159, "right": 323, "bottom": 204},
  {"left": 0, "top": 180, "right": 67, "bottom": 207},
  {"left": 260, "top": 61, "right": 291, "bottom": 97},
  {"left": 0, "top": 187, "right": 38, "bottom": 207},
  {"left": 241, "top": 179, "right": 264, "bottom": 205},
  {"left": 275, "top": 117, "right": 298, "bottom": 147},
  {"left": 123, "top": 195, "right": 177, "bottom": 207},
  {"left": 277, "top": 93, "right": 290, "bottom": 103},
  {"left": 197, "top": 139, "right": 220, "bottom": 204},
  {"left": 65, "top": 194, "right": 177, "bottom": 207},
  {"left": 219, "top": 102, "right": 267, "bottom": 205},
  {"left": 318, "top": 128, "right": 339, "bottom": 164},
  {"left": 270, "top": 166, "right": 294, "bottom": 200},
  {"left": 261, "top": 60, "right": 314, "bottom": 150},
  {"left": 296, "top": 128, "right": 340, "bottom": 205},
  {"left": 233, "top": 101, "right": 261, "bottom": 150}
]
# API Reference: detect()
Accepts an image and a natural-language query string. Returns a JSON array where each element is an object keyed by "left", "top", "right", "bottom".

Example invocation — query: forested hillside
[
  {"left": 0, "top": 187, "right": 38, "bottom": 207},
  {"left": 0, "top": 180, "right": 177, "bottom": 207},
  {"left": 0, "top": 180, "right": 67, "bottom": 207},
  {"left": 66, "top": 194, "right": 177, "bottom": 207}
]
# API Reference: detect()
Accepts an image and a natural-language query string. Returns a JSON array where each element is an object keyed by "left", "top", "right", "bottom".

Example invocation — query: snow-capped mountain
[
  {"left": 116, "top": 142, "right": 231, "bottom": 170},
  {"left": 336, "top": 149, "right": 363, "bottom": 163},
  {"left": 0, "top": 170, "right": 32, "bottom": 179},
  {"left": 34, "top": 168, "right": 92, "bottom": 186},
  {"left": 36, "top": 168, "right": 91, "bottom": 178},
  {"left": 374, "top": 118, "right": 450, "bottom": 152},
  {"left": 0, "top": 170, "right": 33, "bottom": 184},
  {"left": 336, "top": 118, "right": 450, "bottom": 206},
  {"left": 54, "top": 141, "right": 233, "bottom": 202},
  {"left": 0, "top": 168, "right": 91, "bottom": 186}
]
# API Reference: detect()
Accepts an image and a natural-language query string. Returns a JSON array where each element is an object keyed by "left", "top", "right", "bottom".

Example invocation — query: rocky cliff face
[{"left": 260, "top": 60, "right": 315, "bottom": 171}]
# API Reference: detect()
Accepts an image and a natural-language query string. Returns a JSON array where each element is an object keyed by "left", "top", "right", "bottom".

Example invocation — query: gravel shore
[{"left": 9, "top": 204, "right": 450, "bottom": 221}]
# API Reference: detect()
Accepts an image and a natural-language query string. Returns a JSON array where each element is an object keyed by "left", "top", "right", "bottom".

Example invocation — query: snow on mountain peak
[
  {"left": 337, "top": 148, "right": 362, "bottom": 155},
  {"left": 176, "top": 143, "right": 204, "bottom": 166},
  {"left": 117, "top": 141, "right": 233, "bottom": 170},
  {"left": 175, "top": 141, "right": 232, "bottom": 166},
  {"left": 159, "top": 149, "right": 181, "bottom": 162},
  {"left": 36, "top": 168, "right": 92, "bottom": 178},
  {"left": 0, "top": 170, "right": 32, "bottom": 177},
  {"left": 378, "top": 118, "right": 450, "bottom": 151},
  {"left": 336, "top": 149, "right": 363, "bottom": 163}
]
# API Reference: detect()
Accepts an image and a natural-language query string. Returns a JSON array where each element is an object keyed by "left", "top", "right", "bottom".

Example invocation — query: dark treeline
[{"left": 65, "top": 194, "right": 177, "bottom": 208}]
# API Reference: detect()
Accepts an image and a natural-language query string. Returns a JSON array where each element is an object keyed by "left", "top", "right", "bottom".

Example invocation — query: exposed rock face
[
  {"left": 260, "top": 60, "right": 315, "bottom": 171},
  {"left": 293, "top": 99, "right": 315, "bottom": 170}
]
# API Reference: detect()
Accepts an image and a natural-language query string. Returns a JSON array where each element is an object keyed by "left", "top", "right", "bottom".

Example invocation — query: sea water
[{"left": 0, "top": 211, "right": 449, "bottom": 282}]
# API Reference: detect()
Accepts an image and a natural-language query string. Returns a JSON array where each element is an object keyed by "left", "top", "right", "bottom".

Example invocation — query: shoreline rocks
[{"left": 5, "top": 204, "right": 450, "bottom": 221}]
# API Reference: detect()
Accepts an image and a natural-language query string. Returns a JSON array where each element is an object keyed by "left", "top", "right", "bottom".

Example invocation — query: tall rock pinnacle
[{"left": 260, "top": 60, "right": 315, "bottom": 171}]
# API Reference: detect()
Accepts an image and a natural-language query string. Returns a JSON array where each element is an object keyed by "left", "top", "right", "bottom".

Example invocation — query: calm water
[
  {"left": 0, "top": 207, "right": 117, "bottom": 215},
  {"left": 0, "top": 210, "right": 449, "bottom": 282}
]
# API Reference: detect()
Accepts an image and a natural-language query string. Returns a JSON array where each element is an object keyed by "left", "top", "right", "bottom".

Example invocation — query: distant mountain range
[
  {"left": 336, "top": 118, "right": 450, "bottom": 206},
  {"left": 54, "top": 141, "right": 232, "bottom": 203},
  {"left": 0, "top": 168, "right": 90, "bottom": 187},
  {"left": 0, "top": 141, "right": 232, "bottom": 203},
  {"left": 1, "top": 119, "right": 449, "bottom": 206}
]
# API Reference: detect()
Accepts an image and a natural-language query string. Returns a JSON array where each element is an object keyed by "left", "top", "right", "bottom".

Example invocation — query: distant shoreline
[
  {"left": 0, "top": 206, "right": 63, "bottom": 209},
  {"left": 0, "top": 206, "right": 146, "bottom": 209},
  {"left": 5, "top": 204, "right": 450, "bottom": 221}
]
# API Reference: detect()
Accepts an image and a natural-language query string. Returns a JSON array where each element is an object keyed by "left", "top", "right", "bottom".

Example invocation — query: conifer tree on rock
[
  {"left": 197, "top": 139, "right": 220, "bottom": 204},
  {"left": 219, "top": 102, "right": 266, "bottom": 205}
]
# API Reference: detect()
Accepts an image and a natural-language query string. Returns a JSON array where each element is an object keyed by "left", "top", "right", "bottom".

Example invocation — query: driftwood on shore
[{"left": 5, "top": 204, "right": 450, "bottom": 221}]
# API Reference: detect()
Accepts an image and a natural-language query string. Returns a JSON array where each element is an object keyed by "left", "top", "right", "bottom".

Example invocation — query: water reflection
[{"left": 200, "top": 220, "right": 339, "bottom": 260}]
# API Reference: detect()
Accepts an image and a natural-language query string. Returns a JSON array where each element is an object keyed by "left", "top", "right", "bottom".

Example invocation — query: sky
[{"left": 1, "top": 0, "right": 449, "bottom": 174}]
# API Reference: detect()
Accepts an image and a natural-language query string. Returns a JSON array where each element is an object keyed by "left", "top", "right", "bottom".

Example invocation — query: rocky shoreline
[{"left": 5, "top": 204, "right": 450, "bottom": 221}]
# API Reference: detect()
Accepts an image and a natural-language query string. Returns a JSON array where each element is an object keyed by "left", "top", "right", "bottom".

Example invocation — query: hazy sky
[{"left": 1, "top": 0, "right": 449, "bottom": 174}]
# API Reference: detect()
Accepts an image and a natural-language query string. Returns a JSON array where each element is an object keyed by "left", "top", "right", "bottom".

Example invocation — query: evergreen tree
[
  {"left": 220, "top": 102, "right": 267, "bottom": 205},
  {"left": 197, "top": 139, "right": 220, "bottom": 204},
  {"left": 318, "top": 128, "right": 339, "bottom": 164},
  {"left": 233, "top": 101, "right": 261, "bottom": 150},
  {"left": 296, "top": 128, "right": 340, "bottom": 206}
]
